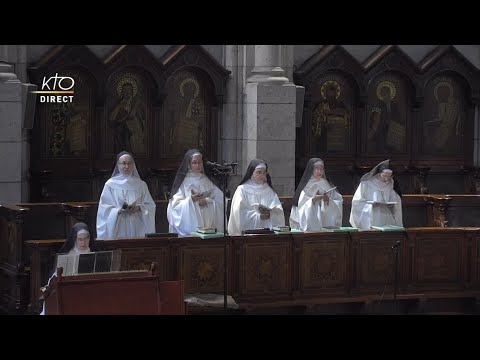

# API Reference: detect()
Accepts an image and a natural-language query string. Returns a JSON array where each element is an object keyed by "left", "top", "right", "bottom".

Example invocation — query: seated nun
[{"left": 40, "top": 222, "right": 93, "bottom": 315}]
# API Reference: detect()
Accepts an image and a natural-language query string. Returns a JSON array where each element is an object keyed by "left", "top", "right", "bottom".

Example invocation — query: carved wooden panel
[
  {"left": 309, "top": 73, "right": 355, "bottom": 155},
  {"left": 43, "top": 70, "right": 93, "bottom": 159},
  {"left": 41, "top": 180, "right": 92, "bottom": 203},
  {"left": 301, "top": 235, "right": 349, "bottom": 295},
  {"left": 463, "top": 230, "right": 479, "bottom": 288},
  {"left": 365, "top": 72, "right": 410, "bottom": 155},
  {"left": 105, "top": 70, "right": 151, "bottom": 157},
  {"left": 27, "top": 45, "right": 229, "bottom": 202},
  {"left": 293, "top": 45, "right": 480, "bottom": 195},
  {"left": 421, "top": 74, "right": 466, "bottom": 156},
  {"left": 0, "top": 273, "right": 18, "bottom": 314},
  {"left": 119, "top": 248, "right": 168, "bottom": 281},
  {"left": 29, "top": 242, "right": 63, "bottom": 314},
  {"left": 476, "top": 236, "right": 480, "bottom": 286},
  {"left": 239, "top": 238, "right": 291, "bottom": 297},
  {"left": 179, "top": 243, "right": 227, "bottom": 294},
  {"left": 163, "top": 70, "right": 209, "bottom": 157},
  {"left": 19, "top": 228, "right": 480, "bottom": 314},
  {"left": 352, "top": 232, "right": 404, "bottom": 293},
  {"left": 0, "top": 218, "right": 15, "bottom": 266},
  {"left": 409, "top": 230, "right": 465, "bottom": 290},
  {"left": 21, "top": 204, "right": 67, "bottom": 240}
]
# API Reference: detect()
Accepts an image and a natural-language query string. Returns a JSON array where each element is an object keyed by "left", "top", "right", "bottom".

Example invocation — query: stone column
[
  {"left": 244, "top": 45, "right": 299, "bottom": 196},
  {"left": 221, "top": 45, "right": 247, "bottom": 190},
  {"left": 474, "top": 105, "right": 479, "bottom": 166},
  {"left": 247, "top": 45, "right": 289, "bottom": 84},
  {"left": 0, "top": 59, "right": 36, "bottom": 203},
  {"left": 0, "top": 45, "right": 27, "bottom": 82},
  {"left": 0, "top": 62, "right": 24, "bottom": 203}
]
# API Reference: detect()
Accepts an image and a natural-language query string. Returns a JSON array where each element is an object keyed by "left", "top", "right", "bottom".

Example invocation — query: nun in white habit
[
  {"left": 290, "top": 158, "right": 343, "bottom": 231},
  {"left": 96, "top": 151, "right": 156, "bottom": 239},
  {"left": 167, "top": 149, "right": 225, "bottom": 235},
  {"left": 227, "top": 159, "right": 285, "bottom": 236},
  {"left": 349, "top": 159, "right": 403, "bottom": 230},
  {"left": 40, "top": 222, "right": 92, "bottom": 315}
]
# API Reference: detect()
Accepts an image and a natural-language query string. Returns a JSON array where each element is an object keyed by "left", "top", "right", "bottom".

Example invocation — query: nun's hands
[{"left": 260, "top": 208, "right": 270, "bottom": 220}]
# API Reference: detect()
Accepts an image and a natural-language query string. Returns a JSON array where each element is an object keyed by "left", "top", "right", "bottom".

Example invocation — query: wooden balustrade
[
  {"left": 3, "top": 194, "right": 480, "bottom": 314},
  {"left": 22, "top": 228, "right": 480, "bottom": 314}
]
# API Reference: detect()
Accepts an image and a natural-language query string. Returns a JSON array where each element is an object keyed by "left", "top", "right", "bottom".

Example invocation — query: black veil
[
  {"left": 292, "top": 158, "right": 335, "bottom": 206},
  {"left": 169, "top": 149, "right": 219, "bottom": 199},
  {"left": 58, "top": 222, "right": 93, "bottom": 254},
  {"left": 239, "top": 159, "right": 274, "bottom": 189},
  {"left": 360, "top": 159, "right": 402, "bottom": 197}
]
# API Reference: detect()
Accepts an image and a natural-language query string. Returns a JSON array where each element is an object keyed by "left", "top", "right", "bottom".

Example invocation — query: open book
[
  {"left": 312, "top": 185, "right": 337, "bottom": 196},
  {"left": 123, "top": 197, "right": 142, "bottom": 210},
  {"left": 191, "top": 189, "right": 212, "bottom": 199},
  {"left": 323, "top": 186, "right": 337, "bottom": 194},
  {"left": 55, "top": 250, "right": 122, "bottom": 276}
]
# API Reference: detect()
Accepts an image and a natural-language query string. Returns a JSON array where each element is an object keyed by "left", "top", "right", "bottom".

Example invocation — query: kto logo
[{"left": 32, "top": 73, "right": 75, "bottom": 103}]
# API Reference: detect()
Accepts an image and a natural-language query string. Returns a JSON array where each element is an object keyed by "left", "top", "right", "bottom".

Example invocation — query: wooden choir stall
[{"left": 24, "top": 227, "right": 480, "bottom": 315}]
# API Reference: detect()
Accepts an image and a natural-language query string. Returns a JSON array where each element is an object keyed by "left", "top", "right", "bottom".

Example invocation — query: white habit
[
  {"left": 167, "top": 172, "right": 225, "bottom": 235},
  {"left": 96, "top": 178, "right": 156, "bottom": 239},
  {"left": 349, "top": 175, "right": 403, "bottom": 230},
  {"left": 228, "top": 180, "right": 285, "bottom": 236},
  {"left": 290, "top": 177, "right": 343, "bottom": 231}
]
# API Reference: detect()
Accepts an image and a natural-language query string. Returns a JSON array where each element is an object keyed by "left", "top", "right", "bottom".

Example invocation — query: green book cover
[
  {"left": 323, "top": 226, "right": 359, "bottom": 232},
  {"left": 332, "top": 227, "right": 359, "bottom": 232},
  {"left": 190, "top": 232, "right": 225, "bottom": 239},
  {"left": 274, "top": 228, "right": 304, "bottom": 234},
  {"left": 371, "top": 225, "right": 405, "bottom": 231}
]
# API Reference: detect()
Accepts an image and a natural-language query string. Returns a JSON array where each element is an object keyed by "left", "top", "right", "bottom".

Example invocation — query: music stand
[{"left": 207, "top": 161, "right": 238, "bottom": 312}]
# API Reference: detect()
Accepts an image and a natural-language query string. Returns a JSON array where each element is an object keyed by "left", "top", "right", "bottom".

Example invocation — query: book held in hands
[{"left": 191, "top": 189, "right": 212, "bottom": 199}]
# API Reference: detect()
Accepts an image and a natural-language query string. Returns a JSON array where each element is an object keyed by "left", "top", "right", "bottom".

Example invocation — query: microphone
[
  {"left": 206, "top": 161, "right": 238, "bottom": 168},
  {"left": 206, "top": 161, "right": 223, "bottom": 168},
  {"left": 392, "top": 240, "right": 401, "bottom": 249}
]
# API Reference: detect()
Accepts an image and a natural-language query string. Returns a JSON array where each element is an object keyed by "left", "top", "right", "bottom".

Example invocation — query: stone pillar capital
[{"left": 0, "top": 62, "right": 19, "bottom": 82}]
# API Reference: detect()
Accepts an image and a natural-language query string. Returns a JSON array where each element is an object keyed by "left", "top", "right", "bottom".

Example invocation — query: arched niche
[
  {"left": 363, "top": 70, "right": 416, "bottom": 158},
  {"left": 28, "top": 45, "right": 102, "bottom": 201},
  {"left": 158, "top": 45, "right": 230, "bottom": 165},
  {"left": 294, "top": 46, "right": 364, "bottom": 164}
]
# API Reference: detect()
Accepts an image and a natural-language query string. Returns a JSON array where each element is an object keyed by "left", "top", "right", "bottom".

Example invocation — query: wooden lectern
[{"left": 43, "top": 263, "right": 185, "bottom": 315}]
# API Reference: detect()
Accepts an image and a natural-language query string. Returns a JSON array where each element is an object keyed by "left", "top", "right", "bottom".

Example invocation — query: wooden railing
[
  {"left": 22, "top": 227, "right": 480, "bottom": 314},
  {"left": 2, "top": 194, "right": 480, "bottom": 314}
]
